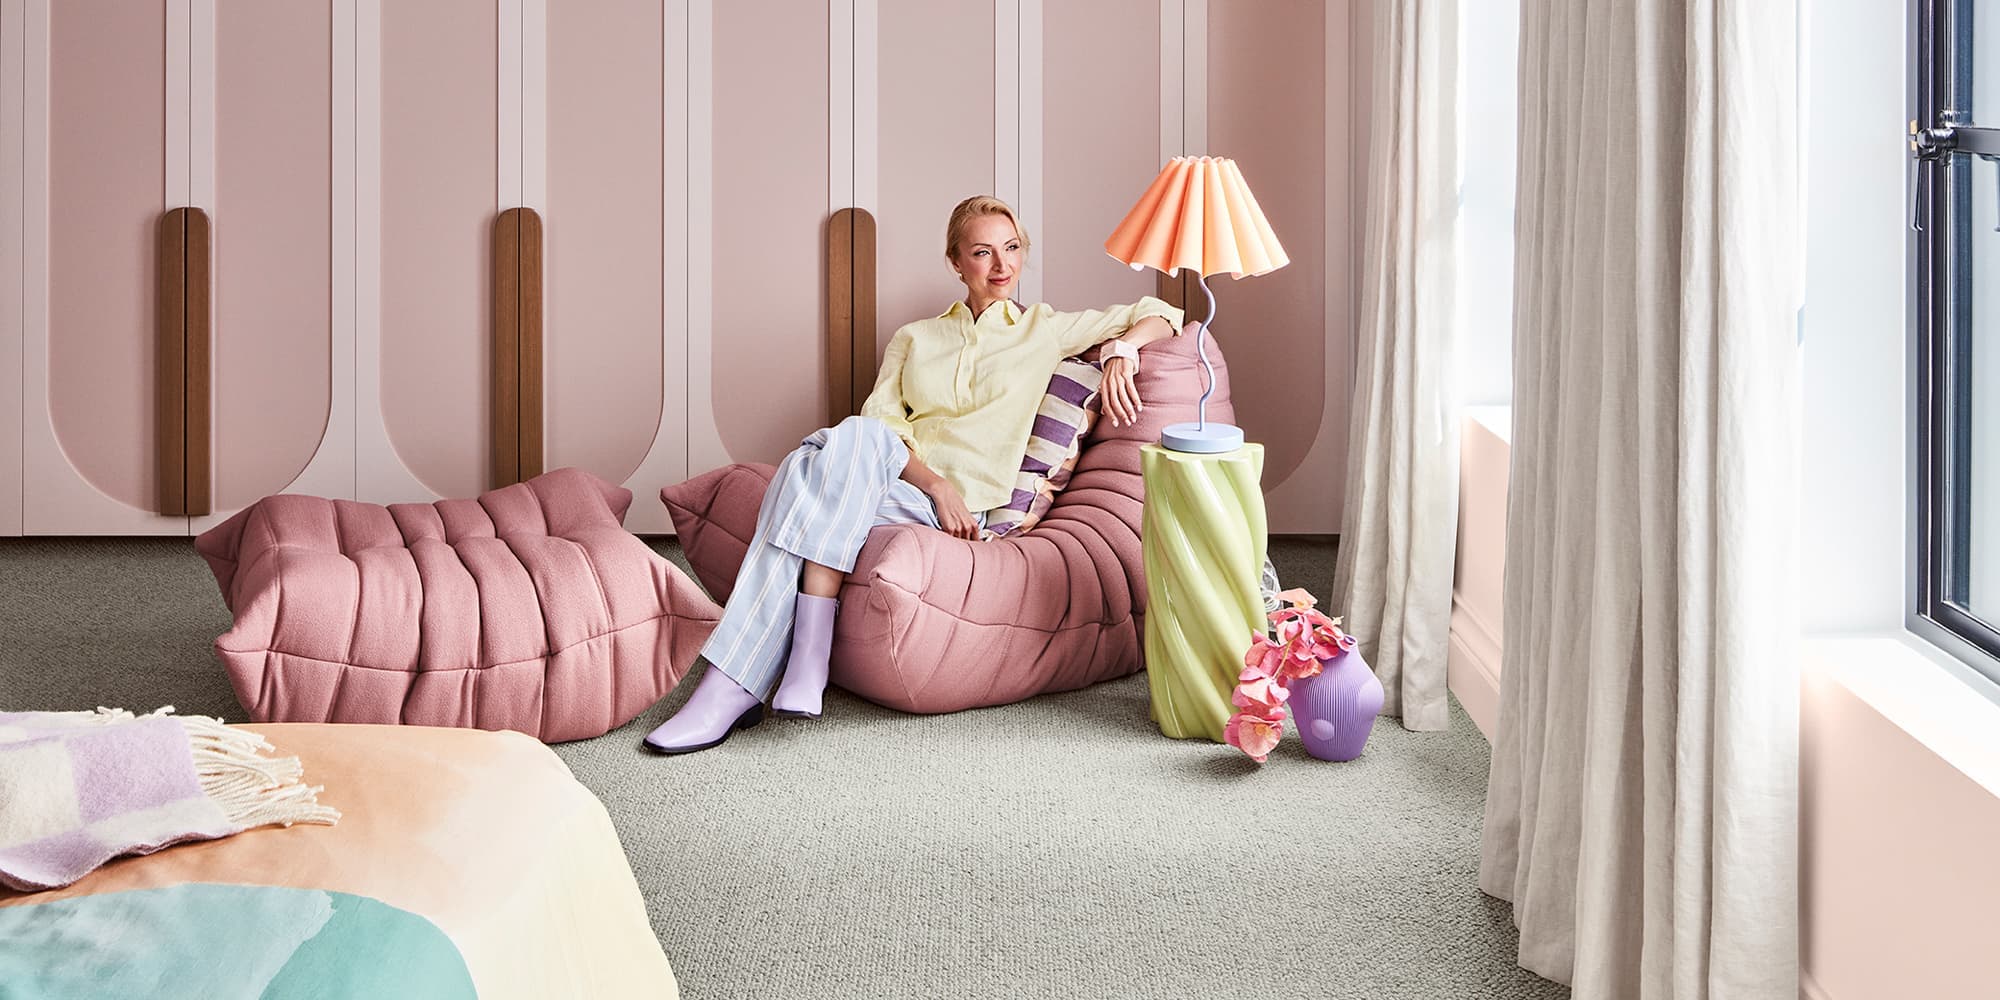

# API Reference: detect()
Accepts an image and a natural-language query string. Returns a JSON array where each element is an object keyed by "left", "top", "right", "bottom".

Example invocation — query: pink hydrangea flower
[{"left": 1224, "top": 711, "right": 1284, "bottom": 763}]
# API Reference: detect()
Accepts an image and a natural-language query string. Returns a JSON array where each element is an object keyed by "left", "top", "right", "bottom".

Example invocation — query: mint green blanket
[{"left": 0, "top": 883, "right": 475, "bottom": 998}]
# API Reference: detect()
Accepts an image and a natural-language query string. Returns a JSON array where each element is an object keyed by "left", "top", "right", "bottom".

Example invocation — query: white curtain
[
  {"left": 1478, "top": 1, "right": 1801, "bottom": 997},
  {"left": 1334, "top": 0, "right": 1460, "bottom": 733}
]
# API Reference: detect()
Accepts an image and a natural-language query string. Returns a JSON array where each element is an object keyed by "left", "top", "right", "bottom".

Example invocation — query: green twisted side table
[{"left": 1140, "top": 442, "right": 1268, "bottom": 742}]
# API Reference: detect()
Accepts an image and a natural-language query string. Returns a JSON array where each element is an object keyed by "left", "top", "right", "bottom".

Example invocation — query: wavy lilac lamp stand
[{"left": 1160, "top": 275, "right": 1244, "bottom": 454}]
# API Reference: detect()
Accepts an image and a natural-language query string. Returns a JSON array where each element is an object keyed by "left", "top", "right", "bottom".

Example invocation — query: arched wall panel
[
  {"left": 212, "top": 0, "right": 332, "bottom": 511},
  {"left": 1040, "top": 0, "right": 1162, "bottom": 314},
  {"left": 874, "top": 0, "right": 994, "bottom": 357},
  {"left": 46, "top": 0, "right": 166, "bottom": 515},
  {"left": 544, "top": 0, "right": 665, "bottom": 484},
  {"left": 378, "top": 0, "right": 497, "bottom": 500},
  {"left": 709, "top": 0, "right": 829, "bottom": 465},
  {"left": 1207, "top": 0, "right": 1345, "bottom": 532},
  {"left": 0, "top": 0, "right": 21, "bottom": 534}
]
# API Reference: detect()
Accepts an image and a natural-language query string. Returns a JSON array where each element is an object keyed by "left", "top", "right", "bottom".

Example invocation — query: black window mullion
[
  {"left": 1943, "top": 155, "right": 1974, "bottom": 606},
  {"left": 1913, "top": 0, "right": 2000, "bottom": 674}
]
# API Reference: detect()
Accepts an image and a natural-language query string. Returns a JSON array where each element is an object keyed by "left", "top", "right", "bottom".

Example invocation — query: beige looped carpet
[{"left": 1, "top": 537, "right": 1566, "bottom": 1000}]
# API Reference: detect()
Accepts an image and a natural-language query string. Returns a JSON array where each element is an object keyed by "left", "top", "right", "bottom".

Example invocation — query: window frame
[{"left": 1910, "top": 0, "right": 2000, "bottom": 679}]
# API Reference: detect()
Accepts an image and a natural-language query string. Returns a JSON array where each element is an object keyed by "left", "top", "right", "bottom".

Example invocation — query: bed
[{"left": 0, "top": 723, "right": 676, "bottom": 998}]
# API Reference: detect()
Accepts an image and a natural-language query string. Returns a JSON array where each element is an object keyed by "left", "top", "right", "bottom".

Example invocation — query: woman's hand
[
  {"left": 923, "top": 478, "right": 982, "bottom": 540},
  {"left": 1100, "top": 356, "right": 1143, "bottom": 427}
]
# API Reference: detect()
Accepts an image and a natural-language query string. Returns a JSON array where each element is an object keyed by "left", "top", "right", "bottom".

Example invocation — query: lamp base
[{"left": 1160, "top": 421, "right": 1245, "bottom": 454}]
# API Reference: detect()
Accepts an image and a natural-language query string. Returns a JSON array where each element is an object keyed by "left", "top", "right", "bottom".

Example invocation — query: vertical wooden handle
[
  {"left": 493, "top": 207, "right": 544, "bottom": 489},
  {"left": 157, "top": 212, "right": 187, "bottom": 516},
  {"left": 157, "top": 207, "right": 211, "bottom": 517},
  {"left": 184, "top": 209, "right": 212, "bottom": 515},
  {"left": 827, "top": 207, "right": 877, "bottom": 425},
  {"left": 826, "top": 210, "right": 853, "bottom": 426},
  {"left": 516, "top": 209, "right": 544, "bottom": 481},
  {"left": 852, "top": 209, "right": 876, "bottom": 412}
]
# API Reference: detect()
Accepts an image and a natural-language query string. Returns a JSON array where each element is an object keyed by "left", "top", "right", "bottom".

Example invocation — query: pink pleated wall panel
[
  {"left": 1040, "top": 0, "right": 1161, "bottom": 314},
  {"left": 710, "top": 0, "right": 829, "bottom": 463},
  {"left": 874, "top": 1, "right": 993, "bottom": 357},
  {"left": 1207, "top": 0, "right": 1346, "bottom": 531},
  {"left": 545, "top": 0, "right": 664, "bottom": 483},
  {"left": 213, "top": 0, "right": 332, "bottom": 510},
  {"left": 380, "top": 0, "right": 497, "bottom": 499},
  {"left": 48, "top": 0, "right": 165, "bottom": 510}
]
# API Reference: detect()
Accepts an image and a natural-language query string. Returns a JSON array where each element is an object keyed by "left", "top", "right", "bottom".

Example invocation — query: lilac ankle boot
[
  {"left": 771, "top": 594, "right": 838, "bottom": 719},
  {"left": 642, "top": 664, "right": 763, "bottom": 754}
]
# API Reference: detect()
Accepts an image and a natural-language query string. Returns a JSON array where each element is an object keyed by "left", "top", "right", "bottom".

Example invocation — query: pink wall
[
  {"left": 1039, "top": 0, "right": 1160, "bottom": 314},
  {"left": 1448, "top": 411, "right": 1508, "bottom": 736},
  {"left": 1801, "top": 660, "right": 2000, "bottom": 1000},
  {"left": 711, "top": 0, "right": 829, "bottom": 464},
  {"left": 545, "top": 0, "right": 664, "bottom": 483},
  {"left": 213, "top": 0, "right": 332, "bottom": 510},
  {"left": 380, "top": 0, "right": 496, "bottom": 499},
  {"left": 48, "top": 0, "right": 164, "bottom": 511},
  {"left": 17, "top": 3, "right": 1366, "bottom": 534},
  {"left": 1207, "top": 0, "right": 1346, "bottom": 533},
  {"left": 874, "top": 1, "right": 993, "bottom": 363}
]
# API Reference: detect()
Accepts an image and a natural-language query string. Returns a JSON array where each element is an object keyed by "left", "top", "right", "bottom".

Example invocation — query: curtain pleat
[
  {"left": 1478, "top": 1, "right": 1801, "bottom": 997},
  {"left": 1333, "top": 0, "right": 1461, "bottom": 733}
]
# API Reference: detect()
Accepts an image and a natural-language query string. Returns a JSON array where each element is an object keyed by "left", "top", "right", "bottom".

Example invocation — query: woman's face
[{"left": 950, "top": 214, "right": 1024, "bottom": 306}]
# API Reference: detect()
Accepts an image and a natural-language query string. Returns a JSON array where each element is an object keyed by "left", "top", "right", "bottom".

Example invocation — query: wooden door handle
[
  {"left": 493, "top": 207, "right": 544, "bottom": 489},
  {"left": 157, "top": 207, "right": 211, "bottom": 517},
  {"left": 827, "top": 207, "right": 877, "bottom": 425}
]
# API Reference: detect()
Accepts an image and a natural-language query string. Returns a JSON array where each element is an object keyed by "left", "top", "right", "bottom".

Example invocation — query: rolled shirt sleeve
[
  {"left": 859, "top": 328, "right": 920, "bottom": 453},
  {"left": 853, "top": 296, "right": 1188, "bottom": 513},
  {"left": 1043, "top": 295, "right": 1186, "bottom": 357}
]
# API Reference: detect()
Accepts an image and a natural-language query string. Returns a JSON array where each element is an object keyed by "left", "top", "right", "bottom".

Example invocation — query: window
[
  {"left": 1455, "top": 0, "right": 1519, "bottom": 408},
  {"left": 1912, "top": 0, "right": 2000, "bottom": 676}
]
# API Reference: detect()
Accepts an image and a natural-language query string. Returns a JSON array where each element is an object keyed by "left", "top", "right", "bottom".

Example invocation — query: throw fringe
[{"left": 112, "top": 706, "right": 342, "bottom": 830}]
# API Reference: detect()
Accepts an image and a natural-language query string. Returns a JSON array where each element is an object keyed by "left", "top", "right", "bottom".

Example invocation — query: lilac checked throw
[{"left": 0, "top": 707, "right": 338, "bottom": 892}]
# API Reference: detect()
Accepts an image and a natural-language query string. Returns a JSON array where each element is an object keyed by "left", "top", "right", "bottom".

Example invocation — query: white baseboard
[{"left": 1447, "top": 595, "right": 1502, "bottom": 741}]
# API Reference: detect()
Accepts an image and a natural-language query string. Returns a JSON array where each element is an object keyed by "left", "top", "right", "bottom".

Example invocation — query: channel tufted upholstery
[
  {"left": 195, "top": 468, "right": 722, "bottom": 742},
  {"left": 662, "top": 326, "right": 1232, "bottom": 714}
]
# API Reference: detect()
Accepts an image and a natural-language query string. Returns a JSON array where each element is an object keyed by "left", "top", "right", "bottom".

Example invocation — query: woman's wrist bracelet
[{"left": 1100, "top": 338, "right": 1141, "bottom": 370}]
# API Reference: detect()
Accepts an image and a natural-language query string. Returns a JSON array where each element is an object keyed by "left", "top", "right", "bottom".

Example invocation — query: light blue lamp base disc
[{"left": 1160, "top": 421, "right": 1245, "bottom": 454}]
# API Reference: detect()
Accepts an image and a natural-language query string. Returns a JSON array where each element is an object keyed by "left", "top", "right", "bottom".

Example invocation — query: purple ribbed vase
[{"left": 1288, "top": 648, "right": 1384, "bottom": 762}]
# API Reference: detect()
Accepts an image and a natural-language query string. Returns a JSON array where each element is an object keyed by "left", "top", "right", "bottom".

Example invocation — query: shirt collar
[{"left": 941, "top": 299, "right": 1023, "bottom": 324}]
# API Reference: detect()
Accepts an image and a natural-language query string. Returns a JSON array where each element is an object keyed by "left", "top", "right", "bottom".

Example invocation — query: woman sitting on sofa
[{"left": 643, "top": 195, "right": 1183, "bottom": 755}]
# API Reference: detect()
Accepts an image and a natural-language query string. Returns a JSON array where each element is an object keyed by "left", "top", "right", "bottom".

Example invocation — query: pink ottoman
[{"left": 195, "top": 468, "right": 722, "bottom": 742}]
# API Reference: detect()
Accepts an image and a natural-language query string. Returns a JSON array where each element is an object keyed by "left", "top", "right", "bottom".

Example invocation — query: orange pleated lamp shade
[{"left": 1103, "top": 156, "right": 1289, "bottom": 279}]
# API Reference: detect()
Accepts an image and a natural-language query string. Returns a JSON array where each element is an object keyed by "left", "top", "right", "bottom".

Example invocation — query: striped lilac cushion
[{"left": 983, "top": 357, "right": 1104, "bottom": 540}]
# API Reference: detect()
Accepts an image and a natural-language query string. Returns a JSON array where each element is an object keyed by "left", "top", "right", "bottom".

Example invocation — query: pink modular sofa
[{"left": 663, "top": 326, "right": 1234, "bottom": 715}]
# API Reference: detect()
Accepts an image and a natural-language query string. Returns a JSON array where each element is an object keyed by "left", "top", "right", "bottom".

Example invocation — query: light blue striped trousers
[{"left": 702, "top": 415, "right": 983, "bottom": 699}]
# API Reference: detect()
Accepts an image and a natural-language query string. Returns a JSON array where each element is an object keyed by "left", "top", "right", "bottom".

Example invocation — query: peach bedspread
[{"left": 0, "top": 723, "right": 677, "bottom": 999}]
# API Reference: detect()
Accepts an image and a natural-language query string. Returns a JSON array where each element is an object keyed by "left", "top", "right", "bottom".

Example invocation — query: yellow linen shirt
[{"left": 860, "top": 295, "right": 1184, "bottom": 513}]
